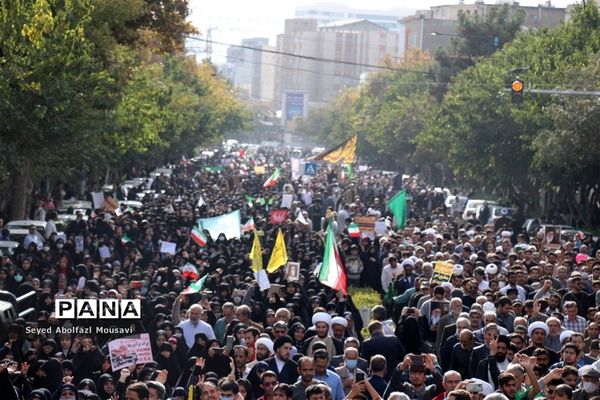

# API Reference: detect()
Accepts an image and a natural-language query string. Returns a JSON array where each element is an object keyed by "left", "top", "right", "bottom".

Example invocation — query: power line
[
  {"left": 186, "top": 36, "right": 432, "bottom": 75},
  {"left": 190, "top": 46, "right": 469, "bottom": 89}
]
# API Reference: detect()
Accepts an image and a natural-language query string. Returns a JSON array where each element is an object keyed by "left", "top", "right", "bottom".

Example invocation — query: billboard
[{"left": 282, "top": 91, "right": 308, "bottom": 126}]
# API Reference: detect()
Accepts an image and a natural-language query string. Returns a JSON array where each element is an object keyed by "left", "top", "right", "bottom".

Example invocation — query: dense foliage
[
  {"left": 0, "top": 0, "right": 250, "bottom": 219},
  {"left": 296, "top": 3, "right": 600, "bottom": 226}
]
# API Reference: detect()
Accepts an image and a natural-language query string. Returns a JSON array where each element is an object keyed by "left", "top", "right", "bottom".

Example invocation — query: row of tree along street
[
  {"left": 0, "top": 0, "right": 250, "bottom": 221},
  {"left": 296, "top": 3, "right": 600, "bottom": 228}
]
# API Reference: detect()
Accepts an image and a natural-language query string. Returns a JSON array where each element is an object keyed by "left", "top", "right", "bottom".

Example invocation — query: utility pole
[{"left": 204, "top": 26, "right": 215, "bottom": 60}]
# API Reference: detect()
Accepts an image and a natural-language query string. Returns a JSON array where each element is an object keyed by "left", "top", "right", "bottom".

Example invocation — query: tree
[
  {"left": 0, "top": 0, "right": 113, "bottom": 219},
  {"left": 417, "top": 1, "right": 600, "bottom": 209},
  {"left": 432, "top": 4, "right": 525, "bottom": 101},
  {"left": 0, "top": 0, "right": 247, "bottom": 219},
  {"left": 532, "top": 55, "right": 600, "bottom": 225}
]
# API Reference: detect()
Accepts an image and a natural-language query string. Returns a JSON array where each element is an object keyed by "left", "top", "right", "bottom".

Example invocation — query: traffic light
[{"left": 511, "top": 79, "right": 524, "bottom": 104}]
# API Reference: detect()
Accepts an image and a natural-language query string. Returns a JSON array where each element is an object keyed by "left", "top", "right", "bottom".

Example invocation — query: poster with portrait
[
  {"left": 285, "top": 261, "right": 300, "bottom": 281},
  {"left": 543, "top": 226, "right": 561, "bottom": 249},
  {"left": 430, "top": 301, "right": 450, "bottom": 327}
]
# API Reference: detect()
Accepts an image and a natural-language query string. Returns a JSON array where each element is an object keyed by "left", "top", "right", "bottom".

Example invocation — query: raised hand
[{"left": 156, "top": 369, "right": 168, "bottom": 384}]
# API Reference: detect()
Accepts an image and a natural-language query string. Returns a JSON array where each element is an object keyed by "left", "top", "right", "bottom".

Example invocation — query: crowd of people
[{"left": 1, "top": 145, "right": 600, "bottom": 400}]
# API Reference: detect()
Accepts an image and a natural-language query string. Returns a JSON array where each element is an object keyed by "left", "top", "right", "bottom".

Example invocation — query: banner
[
  {"left": 430, "top": 261, "right": 455, "bottom": 284},
  {"left": 108, "top": 334, "right": 153, "bottom": 371},
  {"left": 269, "top": 210, "right": 289, "bottom": 225},
  {"left": 355, "top": 216, "right": 376, "bottom": 239},
  {"left": 308, "top": 135, "right": 357, "bottom": 164},
  {"left": 91, "top": 192, "right": 105, "bottom": 210},
  {"left": 254, "top": 165, "right": 266, "bottom": 175},
  {"left": 199, "top": 210, "right": 242, "bottom": 239},
  {"left": 291, "top": 158, "right": 303, "bottom": 181}
]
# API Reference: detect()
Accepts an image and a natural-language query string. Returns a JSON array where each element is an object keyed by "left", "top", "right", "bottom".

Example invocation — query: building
[
  {"left": 272, "top": 18, "right": 399, "bottom": 121},
  {"left": 224, "top": 37, "right": 269, "bottom": 98},
  {"left": 295, "top": 3, "right": 413, "bottom": 31},
  {"left": 400, "top": 1, "right": 567, "bottom": 57}
]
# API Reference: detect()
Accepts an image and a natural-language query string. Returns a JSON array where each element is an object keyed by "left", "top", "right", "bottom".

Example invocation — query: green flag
[
  {"left": 121, "top": 234, "right": 132, "bottom": 245},
  {"left": 181, "top": 274, "right": 208, "bottom": 295},
  {"left": 388, "top": 190, "right": 407, "bottom": 229},
  {"left": 346, "top": 163, "right": 353, "bottom": 179},
  {"left": 384, "top": 283, "right": 394, "bottom": 305},
  {"left": 204, "top": 166, "right": 224, "bottom": 173}
]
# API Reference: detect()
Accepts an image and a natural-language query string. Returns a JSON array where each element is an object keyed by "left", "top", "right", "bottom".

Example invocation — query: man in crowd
[{"left": 3, "top": 145, "right": 600, "bottom": 400}]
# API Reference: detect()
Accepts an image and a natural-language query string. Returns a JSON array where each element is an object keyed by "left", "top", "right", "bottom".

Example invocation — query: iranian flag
[
  {"left": 241, "top": 217, "right": 255, "bottom": 233},
  {"left": 318, "top": 223, "right": 348, "bottom": 295},
  {"left": 180, "top": 263, "right": 200, "bottom": 280},
  {"left": 181, "top": 274, "right": 208, "bottom": 295},
  {"left": 191, "top": 226, "right": 207, "bottom": 247},
  {"left": 121, "top": 234, "right": 133, "bottom": 245},
  {"left": 263, "top": 169, "right": 281, "bottom": 188},
  {"left": 348, "top": 223, "right": 360, "bottom": 238}
]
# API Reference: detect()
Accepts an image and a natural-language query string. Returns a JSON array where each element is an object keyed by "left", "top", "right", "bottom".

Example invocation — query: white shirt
[
  {"left": 24, "top": 233, "right": 44, "bottom": 250},
  {"left": 274, "top": 356, "right": 285, "bottom": 373},
  {"left": 499, "top": 284, "right": 527, "bottom": 303},
  {"left": 478, "top": 280, "right": 490, "bottom": 292},
  {"left": 45, "top": 220, "right": 57, "bottom": 240},
  {"left": 178, "top": 319, "right": 216, "bottom": 348},
  {"left": 381, "top": 264, "right": 403, "bottom": 293}
]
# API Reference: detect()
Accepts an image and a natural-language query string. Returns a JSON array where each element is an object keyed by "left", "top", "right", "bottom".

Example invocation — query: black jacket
[
  {"left": 360, "top": 333, "right": 405, "bottom": 380},
  {"left": 475, "top": 356, "right": 502, "bottom": 389}
]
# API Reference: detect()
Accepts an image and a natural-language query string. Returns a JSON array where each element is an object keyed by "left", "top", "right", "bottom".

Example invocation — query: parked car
[
  {"left": 57, "top": 200, "right": 93, "bottom": 216},
  {"left": 522, "top": 219, "right": 592, "bottom": 242},
  {"left": 476, "top": 205, "right": 518, "bottom": 225},
  {"left": 5, "top": 220, "right": 47, "bottom": 241},
  {"left": 445, "top": 195, "right": 468, "bottom": 212},
  {"left": 119, "top": 200, "right": 143, "bottom": 210},
  {"left": 149, "top": 167, "right": 172, "bottom": 177},
  {"left": 462, "top": 199, "right": 497, "bottom": 220}
]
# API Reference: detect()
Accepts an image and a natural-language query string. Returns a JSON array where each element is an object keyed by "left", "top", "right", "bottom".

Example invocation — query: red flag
[{"left": 269, "top": 210, "right": 289, "bottom": 225}]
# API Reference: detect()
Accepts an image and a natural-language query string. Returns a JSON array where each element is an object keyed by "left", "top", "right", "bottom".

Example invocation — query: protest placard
[
  {"left": 355, "top": 216, "right": 376, "bottom": 239},
  {"left": 98, "top": 246, "right": 111, "bottom": 260},
  {"left": 430, "top": 261, "right": 454, "bottom": 284},
  {"left": 285, "top": 261, "right": 300, "bottom": 281},
  {"left": 269, "top": 210, "right": 289, "bottom": 225},
  {"left": 108, "top": 333, "right": 153, "bottom": 371},
  {"left": 159, "top": 241, "right": 177, "bottom": 255},
  {"left": 375, "top": 220, "right": 388, "bottom": 236},
  {"left": 281, "top": 194, "right": 293, "bottom": 209},
  {"left": 543, "top": 226, "right": 561, "bottom": 249},
  {"left": 91, "top": 192, "right": 105, "bottom": 210}
]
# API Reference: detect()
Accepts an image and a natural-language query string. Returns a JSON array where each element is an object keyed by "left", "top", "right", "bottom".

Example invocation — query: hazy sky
[{"left": 187, "top": 0, "right": 576, "bottom": 62}]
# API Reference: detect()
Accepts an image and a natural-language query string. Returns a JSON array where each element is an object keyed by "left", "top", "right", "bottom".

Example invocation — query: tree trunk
[{"left": 8, "top": 159, "right": 31, "bottom": 220}]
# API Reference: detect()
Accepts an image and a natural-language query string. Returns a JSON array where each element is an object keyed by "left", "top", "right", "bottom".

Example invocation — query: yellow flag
[
  {"left": 250, "top": 231, "right": 263, "bottom": 272},
  {"left": 309, "top": 135, "right": 357, "bottom": 164},
  {"left": 267, "top": 229, "right": 288, "bottom": 273}
]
